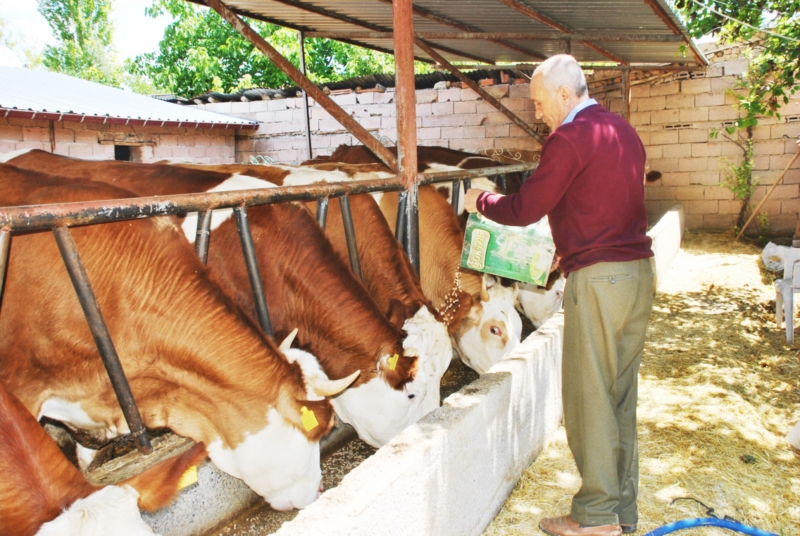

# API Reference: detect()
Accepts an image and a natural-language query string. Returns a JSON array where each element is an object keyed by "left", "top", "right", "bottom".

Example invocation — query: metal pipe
[
  {"left": 395, "top": 189, "right": 408, "bottom": 247},
  {"left": 298, "top": 30, "right": 313, "bottom": 161},
  {"left": 316, "top": 197, "right": 329, "bottom": 230},
  {"left": 416, "top": 39, "right": 545, "bottom": 145},
  {"left": 52, "top": 226, "right": 152, "bottom": 455},
  {"left": 0, "top": 162, "right": 539, "bottom": 232},
  {"left": 405, "top": 183, "right": 420, "bottom": 275},
  {"left": 233, "top": 207, "right": 274, "bottom": 338},
  {"left": 304, "top": 31, "right": 687, "bottom": 42},
  {"left": 0, "top": 228, "right": 10, "bottom": 306},
  {"left": 339, "top": 195, "right": 363, "bottom": 281},
  {"left": 194, "top": 210, "right": 213, "bottom": 264},
  {"left": 203, "top": 0, "right": 398, "bottom": 172},
  {"left": 451, "top": 180, "right": 461, "bottom": 215}
]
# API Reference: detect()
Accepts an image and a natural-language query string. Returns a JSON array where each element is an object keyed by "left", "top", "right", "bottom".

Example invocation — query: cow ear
[
  {"left": 120, "top": 443, "right": 208, "bottom": 512},
  {"left": 386, "top": 299, "right": 409, "bottom": 328}
]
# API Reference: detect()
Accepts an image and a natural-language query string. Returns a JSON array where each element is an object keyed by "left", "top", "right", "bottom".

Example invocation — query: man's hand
[{"left": 464, "top": 188, "right": 493, "bottom": 213}]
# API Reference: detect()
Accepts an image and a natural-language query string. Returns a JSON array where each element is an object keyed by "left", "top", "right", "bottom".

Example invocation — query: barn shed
[{"left": 0, "top": 66, "right": 257, "bottom": 163}]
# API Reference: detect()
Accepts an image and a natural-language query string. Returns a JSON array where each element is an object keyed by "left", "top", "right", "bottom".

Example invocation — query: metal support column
[
  {"left": 298, "top": 30, "right": 313, "bottom": 161},
  {"left": 204, "top": 0, "right": 398, "bottom": 172},
  {"left": 194, "top": 210, "right": 213, "bottom": 264},
  {"left": 52, "top": 226, "right": 152, "bottom": 455},
  {"left": 621, "top": 67, "right": 631, "bottom": 121},
  {"left": 339, "top": 195, "right": 363, "bottom": 281},
  {"left": 316, "top": 198, "right": 329, "bottom": 230},
  {"left": 394, "top": 0, "right": 421, "bottom": 273},
  {"left": 233, "top": 207, "right": 274, "bottom": 338}
]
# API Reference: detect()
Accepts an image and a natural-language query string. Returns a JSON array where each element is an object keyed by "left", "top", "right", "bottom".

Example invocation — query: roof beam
[
  {"left": 203, "top": 0, "right": 399, "bottom": 171},
  {"left": 268, "top": 0, "right": 494, "bottom": 64},
  {"left": 493, "top": 0, "right": 628, "bottom": 64},
  {"left": 415, "top": 39, "right": 544, "bottom": 146},
  {"left": 375, "top": 0, "right": 546, "bottom": 61},
  {"left": 641, "top": 0, "right": 707, "bottom": 65},
  {"left": 305, "top": 31, "right": 686, "bottom": 42}
]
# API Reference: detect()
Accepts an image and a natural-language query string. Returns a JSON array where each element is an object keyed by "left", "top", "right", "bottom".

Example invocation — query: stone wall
[{"left": 0, "top": 116, "right": 237, "bottom": 163}]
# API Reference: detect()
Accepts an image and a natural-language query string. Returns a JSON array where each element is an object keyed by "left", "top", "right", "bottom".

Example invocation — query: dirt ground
[{"left": 484, "top": 232, "right": 800, "bottom": 535}]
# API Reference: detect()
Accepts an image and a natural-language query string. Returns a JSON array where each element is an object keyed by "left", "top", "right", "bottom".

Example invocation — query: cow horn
[
  {"left": 279, "top": 328, "right": 299, "bottom": 351},
  {"left": 311, "top": 369, "right": 361, "bottom": 397}
]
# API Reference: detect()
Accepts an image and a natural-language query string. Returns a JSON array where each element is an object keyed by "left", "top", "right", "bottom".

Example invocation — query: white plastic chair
[{"left": 775, "top": 248, "right": 800, "bottom": 344}]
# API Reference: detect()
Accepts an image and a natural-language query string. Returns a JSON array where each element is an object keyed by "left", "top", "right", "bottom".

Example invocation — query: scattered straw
[{"left": 484, "top": 231, "right": 800, "bottom": 535}]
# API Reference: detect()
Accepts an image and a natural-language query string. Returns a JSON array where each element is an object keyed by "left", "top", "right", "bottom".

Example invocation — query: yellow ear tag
[
  {"left": 301, "top": 406, "right": 319, "bottom": 432},
  {"left": 388, "top": 353, "right": 399, "bottom": 371},
  {"left": 177, "top": 465, "right": 198, "bottom": 490}
]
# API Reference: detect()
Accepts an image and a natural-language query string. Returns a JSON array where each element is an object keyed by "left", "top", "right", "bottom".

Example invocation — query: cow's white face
[
  {"left": 457, "top": 277, "right": 522, "bottom": 374},
  {"left": 401, "top": 306, "right": 451, "bottom": 417},
  {"left": 518, "top": 275, "right": 565, "bottom": 329},
  {"left": 207, "top": 346, "right": 348, "bottom": 511},
  {"left": 35, "top": 485, "right": 156, "bottom": 536}
]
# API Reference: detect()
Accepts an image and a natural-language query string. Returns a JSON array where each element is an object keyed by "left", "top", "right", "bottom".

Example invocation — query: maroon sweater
[{"left": 477, "top": 104, "right": 653, "bottom": 275}]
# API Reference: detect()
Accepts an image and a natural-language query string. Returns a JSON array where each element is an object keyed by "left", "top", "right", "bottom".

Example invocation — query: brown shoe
[{"left": 539, "top": 514, "right": 622, "bottom": 536}]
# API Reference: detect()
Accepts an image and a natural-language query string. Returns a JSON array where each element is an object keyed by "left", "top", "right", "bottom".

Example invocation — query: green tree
[
  {"left": 127, "top": 0, "right": 429, "bottom": 98},
  {"left": 673, "top": 0, "right": 799, "bottom": 233},
  {"left": 37, "top": 0, "right": 121, "bottom": 85}
]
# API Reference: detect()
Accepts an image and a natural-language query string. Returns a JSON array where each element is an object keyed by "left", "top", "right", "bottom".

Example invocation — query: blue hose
[{"left": 644, "top": 517, "right": 778, "bottom": 536}]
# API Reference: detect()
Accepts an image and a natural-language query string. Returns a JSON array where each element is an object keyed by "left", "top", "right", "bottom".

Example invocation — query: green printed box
[{"left": 460, "top": 213, "right": 556, "bottom": 285}]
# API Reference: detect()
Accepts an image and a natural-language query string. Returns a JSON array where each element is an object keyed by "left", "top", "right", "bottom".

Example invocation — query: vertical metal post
[
  {"left": 405, "top": 184, "right": 420, "bottom": 274},
  {"left": 621, "top": 66, "right": 631, "bottom": 121},
  {"left": 52, "top": 226, "right": 152, "bottom": 455},
  {"left": 233, "top": 207, "right": 274, "bottom": 338},
  {"left": 451, "top": 180, "right": 461, "bottom": 215},
  {"left": 394, "top": 0, "right": 420, "bottom": 273},
  {"left": 298, "top": 30, "right": 313, "bottom": 161},
  {"left": 316, "top": 197, "right": 329, "bottom": 230},
  {"left": 194, "top": 210, "right": 213, "bottom": 264},
  {"left": 339, "top": 195, "right": 363, "bottom": 281},
  {"left": 0, "top": 228, "right": 10, "bottom": 305},
  {"left": 396, "top": 190, "right": 408, "bottom": 248}
]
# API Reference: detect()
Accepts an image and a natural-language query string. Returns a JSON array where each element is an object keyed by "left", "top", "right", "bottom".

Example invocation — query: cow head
[
  {"left": 518, "top": 274, "right": 566, "bottom": 329},
  {"left": 206, "top": 331, "right": 359, "bottom": 511},
  {"left": 455, "top": 274, "right": 522, "bottom": 373},
  {"left": 329, "top": 335, "right": 430, "bottom": 448}
]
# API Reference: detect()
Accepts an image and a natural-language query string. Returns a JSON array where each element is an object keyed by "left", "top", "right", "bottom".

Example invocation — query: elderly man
[{"left": 465, "top": 55, "right": 654, "bottom": 536}]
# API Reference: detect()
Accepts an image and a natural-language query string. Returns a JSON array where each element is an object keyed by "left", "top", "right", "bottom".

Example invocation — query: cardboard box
[{"left": 460, "top": 213, "right": 555, "bottom": 285}]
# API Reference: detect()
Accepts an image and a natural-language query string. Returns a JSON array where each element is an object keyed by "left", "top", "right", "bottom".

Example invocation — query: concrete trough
[{"left": 140, "top": 204, "right": 685, "bottom": 535}]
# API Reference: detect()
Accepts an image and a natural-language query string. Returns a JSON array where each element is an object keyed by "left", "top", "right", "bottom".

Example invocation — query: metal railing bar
[
  {"left": 233, "top": 207, "right": 274, "bottom": 338},
  {"left": 0, "top": 162, "right": 538, "bottom": 233},
  {"left": 450, "top": 180, "right": 461, "bottom": 216},
  {"left": 0, "top": 228, "right": 9, "bottom": 304},
  {"left": 316, "top": 198, "right": 329, "bottom": 230},
  {"left": 52, "top": 226, "right": 153, "bottom": 455},
  {"left": 194, "top": 210, "right": 213, "bottom": 265},
  {"left": 339, "top": 195, "right": 363, "bottom": 281}
]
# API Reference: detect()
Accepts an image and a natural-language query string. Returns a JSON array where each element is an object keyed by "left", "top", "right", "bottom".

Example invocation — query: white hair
[{"left": 533, "top": 54, "right": 588, "bottom": 97}]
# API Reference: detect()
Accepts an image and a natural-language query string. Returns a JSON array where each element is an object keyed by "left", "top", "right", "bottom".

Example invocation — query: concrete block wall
[
  {"left": 0, "top": 116, "right": 237, "bottom": 164},
  {"left": 196, "top": 83, "right": 544, "bottom": 165}
]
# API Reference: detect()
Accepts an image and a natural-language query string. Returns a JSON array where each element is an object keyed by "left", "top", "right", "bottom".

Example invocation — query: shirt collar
[{"left": 561, "top": 98, "right": 598, "bottom": 126}]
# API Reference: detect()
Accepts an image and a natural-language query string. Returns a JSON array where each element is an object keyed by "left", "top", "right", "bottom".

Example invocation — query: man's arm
[{"left": 465, "top": 133, "right": 583, "bottom": 226}]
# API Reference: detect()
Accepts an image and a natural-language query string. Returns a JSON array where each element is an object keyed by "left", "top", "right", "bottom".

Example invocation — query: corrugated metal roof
[
  {"left": 0, "top": 67, "right": 258, "bottom": 129},
  {"left": 214, "top": 0, "right": 705, "bottom": 66}
]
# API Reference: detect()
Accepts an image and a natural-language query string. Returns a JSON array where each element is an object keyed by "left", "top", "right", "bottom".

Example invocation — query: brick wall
[{"left": 0, "top": 117, "right": 237, "bottom": 164}]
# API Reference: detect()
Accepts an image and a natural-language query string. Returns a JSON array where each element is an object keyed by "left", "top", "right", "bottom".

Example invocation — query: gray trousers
[{"left": 562, "top": 258, "right": 654, "bottom": 527}]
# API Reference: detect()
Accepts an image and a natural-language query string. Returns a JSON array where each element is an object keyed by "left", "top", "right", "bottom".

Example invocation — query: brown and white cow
[
  {"left": 2, "top": 150, "right": 438, "bottom": 448},
  {"left": 0, "top": 165, "right": 358, "bottom": 511},
  {"left": 0, "top": 377, "right": 208, "bottom": 536},
  {"left": 282, "top": 164, "right": 522, "bottom": 373}
]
